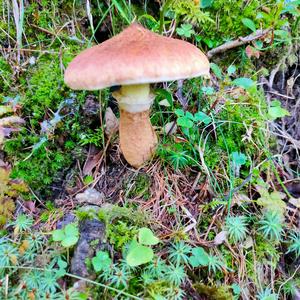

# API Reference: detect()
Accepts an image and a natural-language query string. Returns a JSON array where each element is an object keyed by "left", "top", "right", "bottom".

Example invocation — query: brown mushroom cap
[{"left": 65, "top": 23, "right": 210, "bottom": 90}]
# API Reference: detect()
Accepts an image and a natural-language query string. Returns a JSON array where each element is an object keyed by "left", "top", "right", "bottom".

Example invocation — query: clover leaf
[
  {"left": 176, "top": 24, "right": 195, "bottom": 38},
  {"left": 189, "top": 247, "right": 209, "bottom": 267},
  {"left": 92, "top": 251, "right": 112, "bottom": 272},
  {"left": 126, "top": 239, "right": 154, "bottom": 267},
  {"left": 138, "top": 227, "right": 160, "bottom": 246},
  {"left": 52, "top": 223, "right": 79, "bottom": 248}
]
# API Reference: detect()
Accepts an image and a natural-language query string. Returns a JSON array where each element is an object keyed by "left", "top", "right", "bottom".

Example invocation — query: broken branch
[{"left": 207, "top": 28, "right": 271, "bottom": 59}]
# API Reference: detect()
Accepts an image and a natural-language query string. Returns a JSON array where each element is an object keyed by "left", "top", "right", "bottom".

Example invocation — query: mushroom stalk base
[
  {"left": 119, "top": 109, "right": 157, "bottom": 168},
  {"left": 112, "top": 84, "right": 157, "bottom": 168}
]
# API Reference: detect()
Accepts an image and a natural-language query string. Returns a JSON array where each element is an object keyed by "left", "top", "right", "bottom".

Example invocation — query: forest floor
[{"left": 0, "top": 1, "right": 300, "bottom": 299}]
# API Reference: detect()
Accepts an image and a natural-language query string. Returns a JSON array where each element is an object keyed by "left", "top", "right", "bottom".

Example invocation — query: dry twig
[{"left": 207, "top": 29, "right": 271, "bottom": 59}]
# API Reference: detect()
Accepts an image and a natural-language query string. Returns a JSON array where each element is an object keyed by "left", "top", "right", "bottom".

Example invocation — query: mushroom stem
[
  {"left": 112, "top": 84, "right": 157, "bottom": 167},
  {"left": 119, "top": 109, "right": 157, "bottom": 167}
]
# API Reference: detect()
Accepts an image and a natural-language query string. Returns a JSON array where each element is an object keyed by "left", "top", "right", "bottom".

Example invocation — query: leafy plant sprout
[
  {"left": 207, "top": 254, "right": 225, "bottom": 274},
  {"left": 23, "top": 270, "right": 42, "bottom": 290},
  {"left": 141, "top": 270, "right": 155, "bottom": 285},
  {"left": 27, "top": 233, "right": 45, "bottom": 252},
  {"left": 256, "top": 287, "right": 278, "bottom": 300},
  {"left": 287, "top": 231, "right": 300, "bottom": 257},
  {"left": 164, "top": 263, "right": 186, "bottom": 286},
  {"left": 50, "top": 288, "right": 85, "bottom": 300},
  {"left": 225, "top": 215, "right": 249, "bottom": 243},
  {"left": 168, "top": 150, "right": 190, "bottom": 170},
  {"left": 168, "top": 241, "right": 192, "bottom": 266},
  {"left": 171, "top": 287, "right": 186, "bottom": 300},
  {"left": 109, "top": 266, "right": 130, "bottom": 288},
  {"left": 282, "top": 280, "right": 299, "bottom": 297},
  {"left": 52, "top": 223, "right": 79, "bottom": 248},
  {"left": 99, "top": 266, "right": 113, "bottom": 282},
  {"left": 0, "top": 240, "right": 18, "bottom": 270},
  {"left": 146, "top": 257, "right": 169, "bottom": 278},
  {"left": 125, "top": 227, "right": 159, "bottom": 267},
  {"left": 10, "top": 214, "right": 34, "bottom": 233},
  {"left": 35, "top": 270, "right": 60, "bottom": 294},
  {"left": 258, "top": 211, "right": 284, "bottom": 241}
]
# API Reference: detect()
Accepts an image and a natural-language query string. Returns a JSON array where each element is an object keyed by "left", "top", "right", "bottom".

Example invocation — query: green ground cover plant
[{"left": 0, "top": 0, "right": 299, "bottom": 299}]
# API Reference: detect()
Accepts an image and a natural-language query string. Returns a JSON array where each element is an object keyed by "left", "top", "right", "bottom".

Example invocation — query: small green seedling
[
  {"left": 174, "top": 108, "right": 212, "bottom": 145},
  {"left": 175, "top": 109, "right": 211, "bottom": 129},
  {"left": 176, "top": 23, "right": 195, "bottom": 38},
  {"left": 268, "top": 100, "right": 290, "bottom": 121},
  {"left": 189, "top": 247, "right": 225, "bottom": 273},
  {"left": 56, "top": 258, "right": 68, "bottom": 277},
  {"left": 52, "top": 223, "right": 79, "bottom": 248},
  {"left": 227, "top": 65, "right": 237, "bottom": 76},
  {"left": 126, "top": 227, "right": 159, "bottom": 267},
  {"left": 189, "top": 247, "right": 209, "bottom": 267},
  {"left": 231, "top": 151, "right": 247, "bottom": 177},
  {"left": 255, "top": 185, "right": 286, "bottom": 217},
  {"left": 92, "top": 251, "right": 112, "bottom": 272},
  {"left": 242, "top": 18, "right": 256, "bottom": 32},
  {"left": 232, "top": 77, "right": 255, "bottom": 89},
  {"left": 83, "top": 175, "right": 94, "bottom": 185}
]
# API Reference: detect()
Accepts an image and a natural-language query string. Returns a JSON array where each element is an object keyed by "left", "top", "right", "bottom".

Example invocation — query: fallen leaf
[
  {"left": 243, "top": 236, "right": 254, "bottom": 249},
  {"left": 214, "top": 231, "right": 227, "bottom": 245},
  {"left": 0, "top": 161, "right": 10, "bottom": 174},
  {"left": 245, "top": 45, "right": 260, "bottom": 58},
  {"left": 0, "top": 105, "right": 13, "bottom": 116},
  {"left": 83, "top": 146, "right": 102, "bottom": 175},
  {"left": 163, "top": 121, "right": 177, "bottom": 135},
  {"left": 0, "top": 116, "right": 25, "bottom": 126},
  {"left": 0, "top": 128, "right": 4, "bottom": 145},
  {"left": 232, "top": 193, "right": 251, "bottom": 206},
  {"left": 256, "top": 186, "right": 286, "bottom": 216},
  {"left": 289, "top": 197, "right": 300, "bottom": 208},
  {"left": 2, "top": 127, "right": 21, "bottom": 137},
  {"left": 105, "top": 107, "right": 119, "bottom": 136},
  {"left": 159, "top": 99, "right": 171, "bottom": 107},
  {"left": 75, "top": 188, "right": 105, "bottom": 206},
  {"left": 23, "top": 201, "right": 36, "bottom": 213}
]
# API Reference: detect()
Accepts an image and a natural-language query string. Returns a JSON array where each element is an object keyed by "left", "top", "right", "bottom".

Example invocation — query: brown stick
[{"left": 207, "top": 28, "right": 271, "bottom": 59}]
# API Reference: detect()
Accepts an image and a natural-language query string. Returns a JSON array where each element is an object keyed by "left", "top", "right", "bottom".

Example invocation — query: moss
[
  {"left": 107, "top": 220, "right": 138, "bottom": 250},
  {"left": 170, "top": 0, "right": 213, "bottom": 25},
  {"left": 144, "top": 280, "right": 177, "bottom": 299},
  {"left": 5, "top": 136, "right": 73, "bottom": 196},
  {"left": 0, "top": 197, "right": 15, "bottom": 227},
  {"left": 0, "top": 58, "right": 13, "bottom": 94},
  {"left": 193, "top": 283, "right": 234, "bottom": 300},
  {"left": 203, "top": 87, "right": 267, "bottom": 172},
  {"left": 255, "top": 235, "right": 280, "bottom": 263},
  {"left": 3, "top": 53, "right": 90, "bottom": 196},
  {"left": 198, "top": 0, "right": 280, "bottom": 45},
  {"left": 0, "top": 168, "right": 28, "bottom": 227},
  {"left": 97, "top": 205, "right": 147, "bottom": 250},
  {"left": 21, "top": 56, "right": 69, "bottom": 121}
]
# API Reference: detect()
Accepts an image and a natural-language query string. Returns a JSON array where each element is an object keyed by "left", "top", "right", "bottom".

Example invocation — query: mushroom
[{"left": 64, "top": 23, "right": 209, "bottom": 168}]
